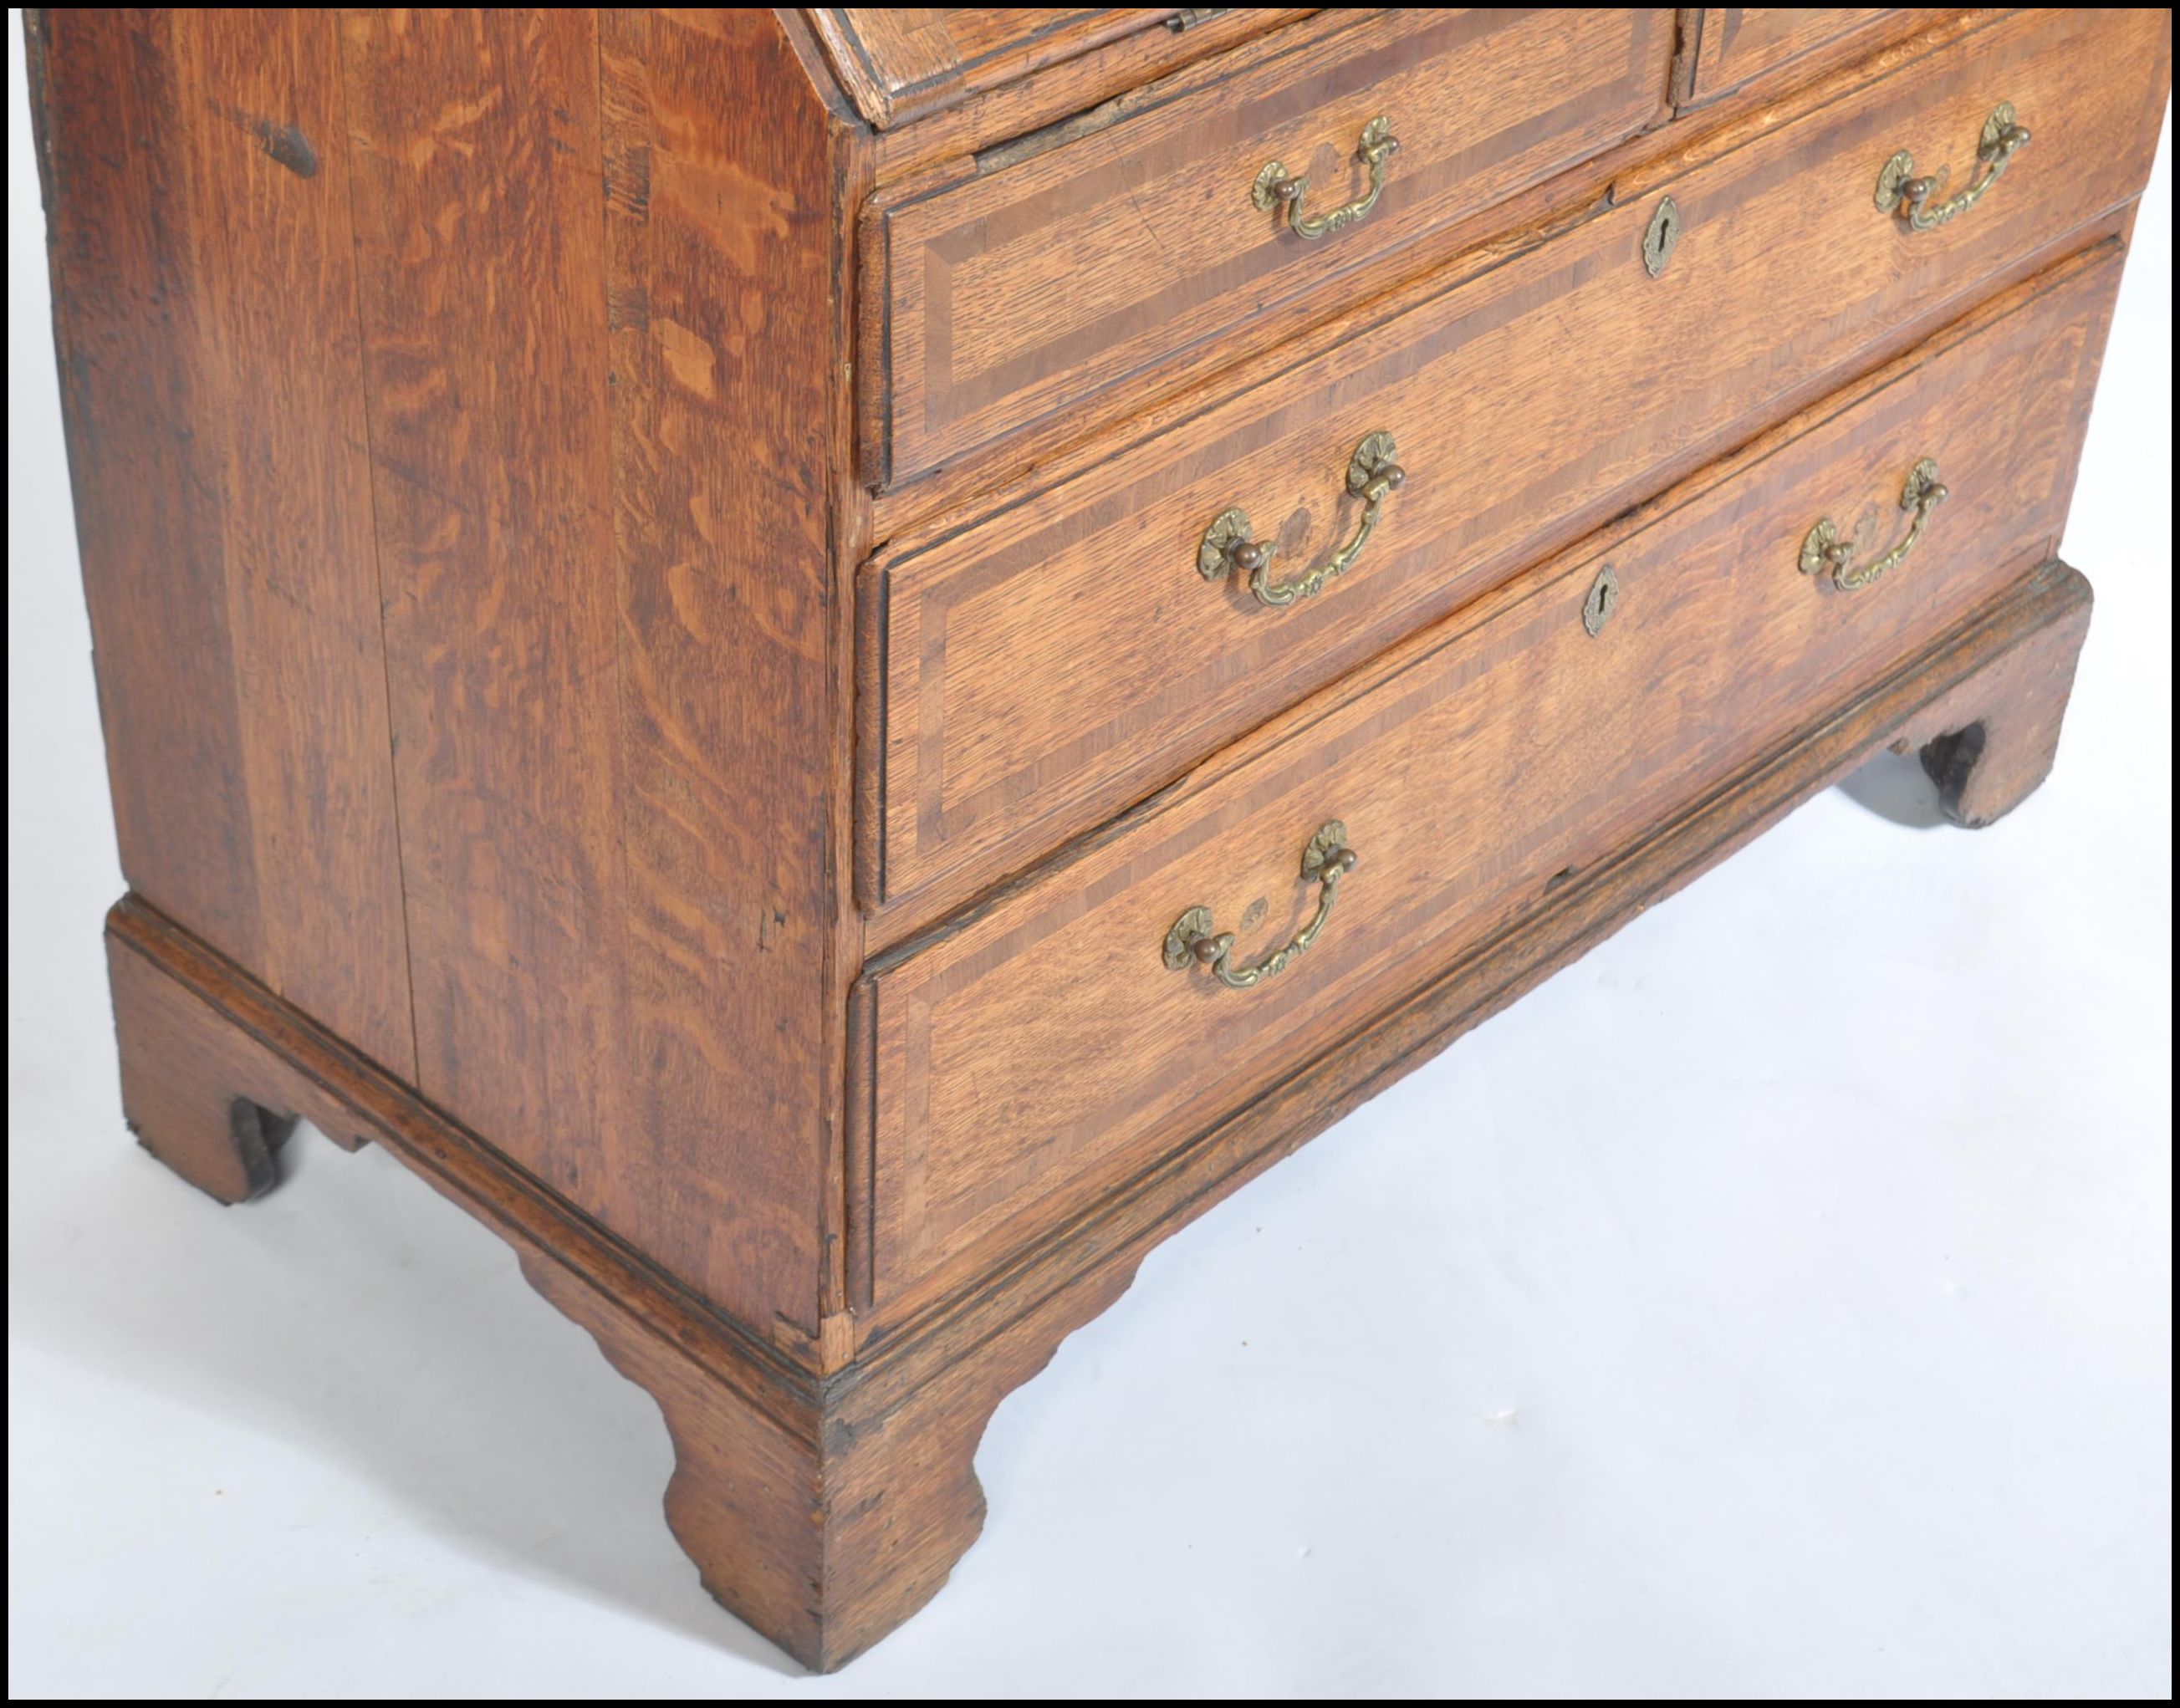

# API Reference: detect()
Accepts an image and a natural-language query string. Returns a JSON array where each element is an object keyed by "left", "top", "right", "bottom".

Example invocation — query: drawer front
[
  {"left": 868, "top": 8, "right": 1675, "bottom": 486},
  {"left": 1682, "top": 8, "right": 1940, "bottom": 107},
  {"left": 810, "top": 7, "right": 1299, "bottom": 131},
  {"left": 864, "top": 7, "right": 2169, "bottom": 925},
  {"left": 814, "top": 8, "right": 1251, "bottom": 130},
  {"left": 863, "top": 246, "right": 2122, "bottom": 1313}
]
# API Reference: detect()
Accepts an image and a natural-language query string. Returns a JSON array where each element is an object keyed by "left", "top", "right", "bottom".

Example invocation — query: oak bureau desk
[{"left": 28, "top": 6, "right": 2170, "bottom": 1670}]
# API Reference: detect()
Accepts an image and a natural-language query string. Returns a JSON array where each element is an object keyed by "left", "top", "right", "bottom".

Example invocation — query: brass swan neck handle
[
  {"left": 1163, "top": 823, "right": 1356, "bottom": 991},
  {"left": 1800, "top": 457, "right": 1949, "bottom": 591},
  {"left": 1199, "top": 432, "right": 1405, "bottom": 609},
  {"left": 1876, "top": 102, "right": 2030, "bottom": 232},
  {"left": 1252, "top": 116, "right": 1399, "bottom": 241}
]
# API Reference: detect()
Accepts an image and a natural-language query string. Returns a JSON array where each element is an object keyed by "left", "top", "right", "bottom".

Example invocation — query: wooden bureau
[{"left": 28, "top": 8, "right": 2169, "bottom": 1671}]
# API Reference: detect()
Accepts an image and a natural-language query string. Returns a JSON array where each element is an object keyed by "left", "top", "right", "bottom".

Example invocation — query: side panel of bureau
[
  {"left": 35, "top": 10, "right": 860, "bottom": 1343},
  {"left": 28, "top": 11, "right": 415, "bottom": 1078},
  {"left": 338, "top": 11, "right": 625, "bottom": 1237},
  {"left": 336, "top": 10, "right": 848, "bottom": 1338},
  {"left": 859, "top": 248, "right": 2126, "bottom": 1322},
  {"left": 862, "top": 7, "right": 2172, "bottom": 933}
]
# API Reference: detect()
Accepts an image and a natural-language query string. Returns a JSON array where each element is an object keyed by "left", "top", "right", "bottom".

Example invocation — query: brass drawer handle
[
  {"left": 1800, "top": 456, "right": 1948, "bottom": 591},
  {"left": 1163, "top": 822, "right": 1356, "bottom": 990},
  {"left": 1253, "top": 115, "right": 1398, "bottom": 240},
  {"left": 1876, "top": 102, "right": 2029, "bottom": 231},
  {"left": 1199, "top": 431, "right": 1404, "bottom": 609}
]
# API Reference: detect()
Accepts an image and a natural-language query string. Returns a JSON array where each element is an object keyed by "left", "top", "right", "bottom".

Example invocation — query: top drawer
[
  {"left": 810, "top": 8, "right": 1307, "bottom": 130},
  {"left": 1680, "top": 8, "right": 1930, "bottom": 107},
  {"left": 864, "top": 8, "right": 1675, "bottom": 487}
]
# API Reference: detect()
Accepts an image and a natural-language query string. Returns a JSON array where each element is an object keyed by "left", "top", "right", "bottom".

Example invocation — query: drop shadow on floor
[
  {"left": 8, "top": 1124, "right": 804, "bottom": 1677},
  {"left": 1834, "top": 743, "right": 1949, "bottom": 830}
]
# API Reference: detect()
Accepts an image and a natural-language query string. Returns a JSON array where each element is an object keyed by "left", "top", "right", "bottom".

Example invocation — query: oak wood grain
[
  {"left": 596, "top": 8, "right": 848, "bottom": 1345},
  {"left": 860, "top": 246, "right": 2123, "bottom": 1321},
  {"left": 340, "top": 8, "right": 846, "bottom": 1337},
  {"left": 340, "top": 4, "right": 636, "bottom": 1270},
  {"left": 866, "top": 8, "right": 1676, "bottom": 487},
  {"left": 29, "top": 8, "right": 415, "bottom": 1077},
  {"left": 860, "top": 5, "right": 2170, "bottom": 932}
]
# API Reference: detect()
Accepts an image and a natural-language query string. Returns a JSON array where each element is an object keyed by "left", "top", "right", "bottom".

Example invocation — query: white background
[{"left": 8, "top": 17, "right": 2169, "bottom": 1697}]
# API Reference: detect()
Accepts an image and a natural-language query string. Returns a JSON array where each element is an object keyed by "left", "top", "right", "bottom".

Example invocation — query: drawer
[
  {"left": 809, "top": 8, "right": 1295, "bottom": 131},
  {"left": 860, "top": 6, "right": 2170, "bottom": 927},
  {"left": 865, "top": 8, "right": 1676, "bottom": 487},
  {"left": 860, "top": 245, "right": 2123, "bottom": 1315},
  {"left": 1679, "top": 8, "right": 1951, "bottom": 108}
]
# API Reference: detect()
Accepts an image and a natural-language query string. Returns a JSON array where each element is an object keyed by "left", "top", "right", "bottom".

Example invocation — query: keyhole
[
  {"left": 1583, "top": 566, "right": 1620, "bottom": 636},
  {"left": 1643, "top": 195, "right": 1681, "bottom": 278}
]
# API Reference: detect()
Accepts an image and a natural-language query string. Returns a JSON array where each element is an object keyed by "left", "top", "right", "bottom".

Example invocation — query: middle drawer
[{"left": 860, "top": 7, "right": 2166, "bottom": 930}]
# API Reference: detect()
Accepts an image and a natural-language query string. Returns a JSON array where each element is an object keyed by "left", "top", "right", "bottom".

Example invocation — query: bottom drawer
[{"left": 860, "top": 245, "right": 2123, "bottom": 1318}]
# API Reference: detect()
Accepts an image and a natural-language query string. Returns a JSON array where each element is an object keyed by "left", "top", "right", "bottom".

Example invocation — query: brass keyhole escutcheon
[
  {"left": 1642, "top": 196, "right": 1680, "bottom": 278},
  {"left": 1582, "top": 565, "right": 1621, "bottom": 636}
]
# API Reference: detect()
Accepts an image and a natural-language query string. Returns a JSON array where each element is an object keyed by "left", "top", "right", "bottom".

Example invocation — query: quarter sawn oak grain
[
  {"left": 29, "top": 10, "right": 414, "bottom": 1077},
  {"left": 28, "top": 3, "right": 2169, "bottom": 1675},
  {"left": 333, "top": 8, "right": 845, "bottom": 1337}
]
